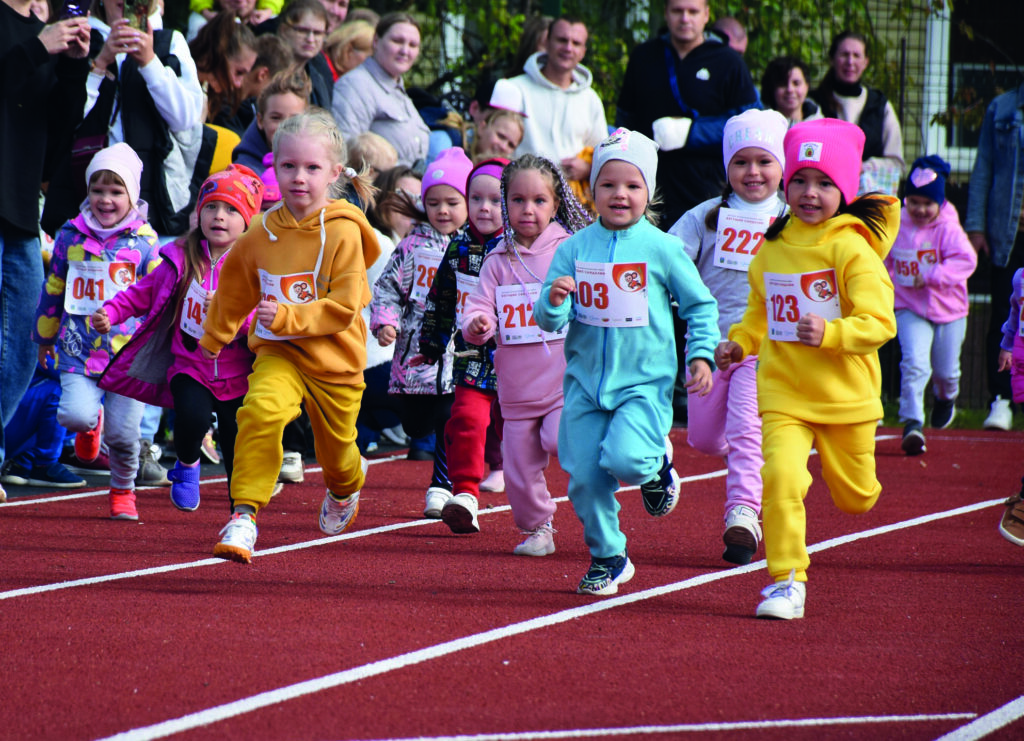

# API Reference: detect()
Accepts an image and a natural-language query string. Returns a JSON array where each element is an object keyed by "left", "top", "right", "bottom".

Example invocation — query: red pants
[{"left": 445, "top": 385, "right": 501, "bottom": 495}]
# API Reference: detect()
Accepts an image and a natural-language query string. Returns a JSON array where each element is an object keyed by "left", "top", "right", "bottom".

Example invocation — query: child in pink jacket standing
[
  {"left": 462, "top": 154, "right": 590, "bottom": 554},
  {"left": 885, "top": 155, "right": 977, "bottom": 455}
]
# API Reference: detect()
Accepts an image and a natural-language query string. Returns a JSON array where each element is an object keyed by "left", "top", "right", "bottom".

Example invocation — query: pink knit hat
[
  {"left": 86, "top": 142, "right": 144, "bottom": 206},
  {"left": 783, "top": 118, "right": 865, "bottom": 205},
  {"left": 197, "top": 164, "right": 264, "bottom": 226},
  {"left": 421, "top": 146, "right": 474, "bottom": 199}
]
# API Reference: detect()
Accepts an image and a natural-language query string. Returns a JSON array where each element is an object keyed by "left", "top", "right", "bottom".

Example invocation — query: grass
[{"left": 880, "top": 401, "right": 1023, "bottom": 431}]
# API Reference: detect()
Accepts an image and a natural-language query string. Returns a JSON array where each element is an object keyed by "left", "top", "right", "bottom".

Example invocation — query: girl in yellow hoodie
[
  {"left": 716, "top": 118, "right": 898, "bottom": 620},
  {"left": 200, "top": 110, "right": 380, "bottom": 562}
]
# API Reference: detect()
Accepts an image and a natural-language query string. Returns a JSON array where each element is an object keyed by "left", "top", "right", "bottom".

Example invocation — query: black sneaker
[
  {"left": 901, "top": 422, "right": 926, "bottom": 456},
  {"left": 930, "top": 398, "right": 956, "bottom": 429},
  {"left": 640, "top": 455, "right": 681, "bottom": 517},
  {"left": 577, "top": 550, "right": 635, "bottom": 596}
]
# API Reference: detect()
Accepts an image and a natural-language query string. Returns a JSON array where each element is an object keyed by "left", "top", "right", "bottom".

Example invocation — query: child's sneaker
[
  {"left": 136, "top": 440, "right": 171, "bottom": 486},
  {"left": 423, "top": 486, "right": 452, "bottom": 519},
  {"left": 279, "top": 451, "right": 304, "bottom": 483},
  {"left": 109, "top": 488, "right": 138, "bottom": 520},
  {"left": 441, "top": 492, "right": 480, "bottom": 533},
  {"left": 640, "top": 440, "right": 680, "bottom": 517},
  {"left": 200, "top": 429, "right": 221, "bottom": 464},
  {"left": 930, "top": 398, "right": 956, "bottom": 429},
  {"left": 480, "top": 468, "right": 505, "bottom": 493},
  {"left": 983, "top": 395, "right": 1013, "bottom": 431},
  {"left": 513, "top": 521, "right": 556, "bottom": 556},
  {"left": 168, "top": 461, "right": 200, "bottom": 512},
  {"left": 722, "top": 505, "right": 761, "bottom": 565},
  {"left": 75, "top": 409, "right": 103, "bottom": 463},
  {"left": 756, "top": 570, "right": 806, "bottom": 620},
  {"left": 577, "top": 550, "right": 635, "bottom": 596},
  {"left": 998, "top": 492, "right": 1024, "bottom": 546},
  {"left": 213, "top": 513, "right": 257, "bottom": 563},
  {"left": 901, "top": 421, "right": 926, "bottom": 456},
  {"left": 319, "top": 491, "right": 359, "bottom": 535},
  {"left": 61, "top": 448, "right": 111, "bottom": 476}
]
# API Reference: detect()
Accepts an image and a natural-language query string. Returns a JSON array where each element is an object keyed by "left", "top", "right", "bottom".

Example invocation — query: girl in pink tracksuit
[
  {"left": 462, "top": 154, "right": 590, "bottom": 555},
  {"left": 884, "top": 155, "right": 977, "bottom": 456}
]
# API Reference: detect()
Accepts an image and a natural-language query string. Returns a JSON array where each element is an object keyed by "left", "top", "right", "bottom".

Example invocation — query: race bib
[
  {"left": 1019, "top": 302, "right": 1024, "bottom": 338},
  {"left": 410, "top": 246, "right": 442, "bottom": 305},
  {"left": 495, "top": 283, "right": 566, "bottom": 345},
  {"left": 573, "top": 260, "right": 650, "bottom": 328},
  {"left": 179, "top": 279, "right": 207, "bottom": 339},
  {"left": 713, "top": 208, "right": 773, "bottom": 272},
  {"left": 65, "top": 260, "right": 136, "bottom": 315},
  {"left": 256, "top": 268, "right": 317, "bottom": 341},
  {"left": 889, "top": 243, "right": 938, "bottom": 287},
  {"left": 764, "top": 269, "right": 841, "bottom": 342},
  {"left": 455, "top": 273, "right": 479, "bottom": 332}
]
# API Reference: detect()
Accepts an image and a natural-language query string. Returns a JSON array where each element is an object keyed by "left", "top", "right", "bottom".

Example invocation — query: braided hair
[{"left": 498, "top": 154, "right": 591, "bottom": 255}]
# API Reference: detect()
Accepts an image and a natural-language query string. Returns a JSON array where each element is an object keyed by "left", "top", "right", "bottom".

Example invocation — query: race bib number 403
[{"left": 573, "top": 260, "right": 650, "bottom": 328}]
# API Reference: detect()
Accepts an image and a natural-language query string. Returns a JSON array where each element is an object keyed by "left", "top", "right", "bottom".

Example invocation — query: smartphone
[
  {"left": 122, "top": 0, "right": 149, "bottom": 31},
  {"left": 58, "top": 0, "right": 86, "bottom": 19}
]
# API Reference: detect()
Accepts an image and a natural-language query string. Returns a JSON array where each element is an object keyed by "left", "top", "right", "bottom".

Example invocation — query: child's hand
[
  {"left": 912, "top": 273, "right": 925, "bottom": 289},
  {"left": 715, "top": 341, "right": 742, "bottom": 371},
  {"left": 466, "top": 314, "right": 493, "bottom": 336},
  {"left": 37, "top": 344, "right": 56, "bottom": 368},
  {"left": 376, "top": 325, "right": 397, "bottom": 347},
  {"left": 685, "top": 359, "right": 714, "bottom": 397},
  {"left": 408, "top": 353, "right": 435, "bottom": 367},
  {"left": 250, "top": 8, "right": 274, "bottom": 24},
  {"left": 204, "top": 290, "right": 214, "bottom": 311},
  {"left": 998, "top": 348, "right": 1013, "bottom": 373},
  {"left": 256, "top": 299, "right": 278, "bottom": 329},
  {"left": 797, "top": 314, "right": 825, "bottom": 347},
  {"left": 91, "top": 307, "right": 111, "bottom": 334},
  {"left": 549, "top": 276, "right": 576, "bottom": 307},
  {"left": 201, "top": 345, "right": 220, "bottom": 360}
]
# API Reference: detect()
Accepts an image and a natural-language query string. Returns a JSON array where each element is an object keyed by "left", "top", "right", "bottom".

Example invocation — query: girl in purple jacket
[{"left": 93, "top": 166, "right": 264, "bottom": 511}]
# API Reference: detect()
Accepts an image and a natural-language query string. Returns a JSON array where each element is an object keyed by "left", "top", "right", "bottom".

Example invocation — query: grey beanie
[{"left": 590, "top": 127, "right": 660, "bottom": 193}]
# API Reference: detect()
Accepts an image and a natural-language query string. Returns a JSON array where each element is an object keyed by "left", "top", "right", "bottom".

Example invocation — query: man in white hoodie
[{"left": 507, "top": 16, "right": 608, "bottom": 186}]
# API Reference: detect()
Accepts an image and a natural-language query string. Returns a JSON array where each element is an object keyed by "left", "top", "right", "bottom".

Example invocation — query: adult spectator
[
  {"left": 965, "top": 82, "right": 1024, "bottom": 431},
  {"left": 331, "top": 12, "right": 430, "bottom": 169},
  {"left": 761, "top": 56, "right": 822, "bottom": 127},
  {"left": 616, "top": 0, "right": 758, "bottom": 228},
  {"left": 0, "top": 0, "right": 90, "bottom": 502},
  {"left": 323, "top": 18, "right": 373, "bottom": 81},
  {"left": 187, "top": 0, "right": 276, "bottom": 42},
  {"left": 189, "top": 12, "right": 258, "bottom": 135},
  {"left": 506, "top": 16, "right": 607, "bottom": 195},
  {"left": 511, "top": 14, "right": 552, "bottom": 77},
  {"left": 235, "top": 33, "right": 292, "bottom": 129},
  {"left": 320, "top": 0, "right": 348, "bottom": 33},
  {"left": 276, "top": 0, "right": 332, "bottom": 109},
  {"left": 810, "top": 30, "right": 904, "bottom": 196},
  {"left": 710, "top": 16, "right": 746, "bottom": 55}
]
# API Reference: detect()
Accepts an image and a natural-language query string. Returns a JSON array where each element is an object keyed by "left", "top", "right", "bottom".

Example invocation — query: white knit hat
[
  {"left": 722, "top": 109, "right": 788, "bottom": 172},
  {"left": 86, "top": 142, "right": 144, "bottom": 206},
  {"left": 590, "top": 127, "right": 659, "bottom": 193}
]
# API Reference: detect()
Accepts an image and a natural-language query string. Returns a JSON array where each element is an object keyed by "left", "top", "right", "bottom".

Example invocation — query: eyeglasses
[{"left": 286, "top": 24, "right": 326, "bottom": 38}]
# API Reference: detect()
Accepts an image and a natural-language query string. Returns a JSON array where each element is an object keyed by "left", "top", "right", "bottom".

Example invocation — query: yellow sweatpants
[
  {"left": 230, "top": 354, "right": 365, "bottom": 512},
  {"left": 760, "top": 412, "right": 882, "bottom": 583}
]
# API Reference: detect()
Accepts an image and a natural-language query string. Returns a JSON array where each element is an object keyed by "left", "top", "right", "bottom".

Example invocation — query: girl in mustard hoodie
[
  {"left": 716, "top": 119, "right": 899, "bottom": 620},
  {"left": 200, "top": 110, "right": 381, "bottom": 562}
]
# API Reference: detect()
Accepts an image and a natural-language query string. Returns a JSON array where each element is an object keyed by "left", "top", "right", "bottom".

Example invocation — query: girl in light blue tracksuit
[{"left": 535, "top": 128, "right": 719, "bottom": 596}]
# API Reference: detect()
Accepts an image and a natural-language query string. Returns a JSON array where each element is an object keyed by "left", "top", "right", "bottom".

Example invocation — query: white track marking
[
  {"left": 934, "top": 696, "right": 1024, "bottom": 740},
  {"left": 95, "top": 497, "right": 1005, "bottom": 741}
]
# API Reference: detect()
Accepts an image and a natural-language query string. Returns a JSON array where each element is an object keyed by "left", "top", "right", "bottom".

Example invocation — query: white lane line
[
  {"left": 934, "top": 696, "right": 1024, "bottom": 740},
  {"left": 356, "top": 713, "right": 977, "bottom": 740},
  {"left": 96, "top": 498, "right": 1005, "bottom": 741}
]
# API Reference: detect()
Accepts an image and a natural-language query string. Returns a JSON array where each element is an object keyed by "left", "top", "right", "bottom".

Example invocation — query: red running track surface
[{"left": 1, "top": 428, "right": 1022, "bottom": 741}]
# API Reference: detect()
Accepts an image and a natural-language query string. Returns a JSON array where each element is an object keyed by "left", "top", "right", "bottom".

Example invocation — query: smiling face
[
  {"left": 905, "top": 194, "right": 940, "bottom": 228},
  {"left": 281, "top": 10, "right": 327, "bottom": 61},
  {"left": 373, "top": 21, "right": 420, "bottom": 79},
  {"left": 786, "top": 167, "right": 842, "bottom": 226},
  {"left": 273, "top": 133, "right": 343, "bottom": 221},
  {"left": 466, "top": 174, "right": 502, "bottom": 235},
  {"left": 832, "top": 37, "right": 869, "bottom": 85},
  {"left": 593, "top": 159, "right": 648, "bottom": 231},
  {"left": 200, "top": 200, "right": 247, "bottom": 251},
  {"left": 423, "top": 184, "right": 468, "bottom": 236},
  {"left": 727, "top": 146, "right": 783, "bottom": 203},
  {"left": 88, "top": 172, "right": 133, "bottom": 228},
  {"left": 774, "top": 67, "right": 809, "bottom": 120},
  {"left": 505, "top": 168, "right": 558, "bottom": 247},
  {"left": 543, "top": 19, "right": 587, "bottom": 77},
  {"left": 475, "top": 114, "right": 523, "bottom": 157}
]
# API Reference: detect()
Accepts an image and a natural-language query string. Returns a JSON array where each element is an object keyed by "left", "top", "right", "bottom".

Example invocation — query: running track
[{"left": 1, "top": 428, "right": 1021, "bottom": 741}]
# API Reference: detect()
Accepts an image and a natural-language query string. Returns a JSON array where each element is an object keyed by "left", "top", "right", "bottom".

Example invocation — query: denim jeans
[
  {"left": 896, "top": 309, "right": 968, "bottom": 425},
  {"left": 0, "top": 225, "right": 45, "bottom": 463}
]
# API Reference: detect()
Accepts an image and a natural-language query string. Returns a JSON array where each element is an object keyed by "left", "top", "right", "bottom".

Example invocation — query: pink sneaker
[
  {"left": 109, "top": 487, "right": 138, "bottom": 520},
  {"left": 75, "top": 408, "right": 103, "bottom": 463}
]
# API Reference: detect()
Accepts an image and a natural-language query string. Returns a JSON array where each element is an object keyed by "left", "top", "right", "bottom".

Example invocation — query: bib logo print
[
  {"left": 281, "top": 274, "right": 316, "bottom": 303},
  {"left": 109, "top": 262, "right": 136, "bottom": 289},
  {"left": 800, "top": 269, "right": 837, "bottom": 302},
  {"left": 612, "top": 263, "right": 646, "bottom": 293}
]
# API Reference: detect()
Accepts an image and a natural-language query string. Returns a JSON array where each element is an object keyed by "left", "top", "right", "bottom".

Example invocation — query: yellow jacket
[
  {"left": 200, "top": 199, "right": 381, "bottom": 384},
  {"left": 728, "top": 196, "right": 899, "bottom": 424}
]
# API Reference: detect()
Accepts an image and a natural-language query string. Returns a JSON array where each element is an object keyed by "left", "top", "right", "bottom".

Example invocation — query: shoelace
[{"left": 761, "top": 568, "right": 797, "bottom": 599}]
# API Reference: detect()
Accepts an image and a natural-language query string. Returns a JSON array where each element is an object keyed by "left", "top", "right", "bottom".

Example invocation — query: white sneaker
[
  {"left": 984, "top": 396, "right": 1013, "bottom": 431},
  {"left": 318, "top": 457, "right": 367, "bottom": 535},
  {"left": 722, "top": 505, "right": 762, "bottom": 565},
  {"left": 480, "top": 469, "right": 505, "bottom": 492},
  {"left": 513, "top": 522, "right": 556, "bottom": 556},
  {"left": 380, "top": 425, "right": 409, "bottom": 446},
  {"left": 423, "top": 486, "right": 452, "bottom": 519},
  {"left": 279, "top": 451, "right": 304, "bottom": 483},
  {"left": 213, "top": 513, "right": 258, "bottom": 563},
  {"left": 441, "top": 492, "right": 480, "bottom": 533},
  {"left": 756, "top": 570, "right": 806, "bottom": 620}
]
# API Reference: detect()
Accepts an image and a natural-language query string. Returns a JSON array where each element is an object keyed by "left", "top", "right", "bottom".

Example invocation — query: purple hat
[{"left": 422, "top": 146, "right": 474, "bottom": 199}]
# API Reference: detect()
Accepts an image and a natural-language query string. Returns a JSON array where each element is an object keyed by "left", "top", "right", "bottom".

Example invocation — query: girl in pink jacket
[
  {"left": 462, "top": 154, "right": 590, "bottom": 555},
  {"left": 884, "top": 155, "right": 977, "bottom": 455}
]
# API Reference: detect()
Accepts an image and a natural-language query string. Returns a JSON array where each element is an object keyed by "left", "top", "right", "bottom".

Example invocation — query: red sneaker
[
  {"left": 109, "top": 487, "right": 138, "bottom": 520},
  {"left": 75, "top": 408, "right": 103, "bottom": 463}
]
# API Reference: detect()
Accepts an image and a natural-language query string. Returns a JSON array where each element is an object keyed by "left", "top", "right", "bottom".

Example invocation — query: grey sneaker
[{"left": 136, "top": 440, "right": 170, "bottom": 486}]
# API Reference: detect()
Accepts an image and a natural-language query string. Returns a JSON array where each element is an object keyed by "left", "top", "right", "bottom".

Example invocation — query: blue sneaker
[
  {"left": 168, "top": 461, "right": 200, "bottom": 511},
  {"left": 2, "top": 461, "right": 86, "bottom": 489},
  {"left": 577, "top": 550, "right": 635, "bottom": 596}
]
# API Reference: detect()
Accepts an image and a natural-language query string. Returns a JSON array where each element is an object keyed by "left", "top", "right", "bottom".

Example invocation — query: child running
[
  {"left": 715, "top": 118, "right": 899, "bottom": 619},
  {"left": 93, "top": 165, "right": 265, "bottom": 511},
  {"left": 33, "top": 143, "right": 160, "bottom": 520},
  {"left": 668, "top": 109, "right": 789, "bottom": 565},
  {"left": 461, "top": 154, "right": 591, "bottom": 550},
  {"left": 200, "top": 110, "right": 380, "bottom": 562},
  {"left": 415, "top": 157, "right": 509, "bottom": 523},
  {"left": 535, "top": 129, "right": 719, "bottom": 593},
  {"left": 370, "top": 147, "right": 473, "bottom": 513},
  {"left": 996, "top": 268, "right": 1024, "bottom": 545},
  {"left": 884, "top": 155, "right": 977, "bottom": 455}
]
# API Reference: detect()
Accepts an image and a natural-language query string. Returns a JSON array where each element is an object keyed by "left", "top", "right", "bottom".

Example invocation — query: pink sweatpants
[{"left": 502, "top": 408, "right": 560, "bottom": 532}]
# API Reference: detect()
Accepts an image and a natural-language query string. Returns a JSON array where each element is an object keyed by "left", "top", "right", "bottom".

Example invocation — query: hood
[
  {"left": 491, "top": 221, "right": 570, "bottom": 259},
  {"left": 782, "top": 195, "right": 900, "bottom": 261},
  {"left": 522, "top": 51, "right": 594, "bottom": 93},
  {"left": 261, "top": 198, "right": 380, "bottom": 272}
]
